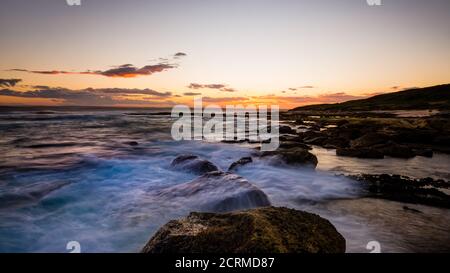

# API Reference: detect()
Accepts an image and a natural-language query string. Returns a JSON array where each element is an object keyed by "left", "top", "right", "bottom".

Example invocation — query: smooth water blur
[{"left": 0, "top": 108, "right": 449, "bottom": 252}]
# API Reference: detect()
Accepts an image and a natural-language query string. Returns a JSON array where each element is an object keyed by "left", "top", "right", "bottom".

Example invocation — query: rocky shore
[
  {"left": 281, "top": 110, "right": 450, "bottom": 157},
  {"left": 348, "top": 174, "right": 450, "bottom": 209},
  {"left": 140, "top": 96, "right": 450, "bottom": 253},
  {"left": 142, "top": 207, "right": 345, "bottom": 253}
]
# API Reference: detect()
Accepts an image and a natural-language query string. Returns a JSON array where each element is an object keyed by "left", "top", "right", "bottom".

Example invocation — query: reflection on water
[{"left": 0, "top": 109, "right": 449, "bottom": 253}]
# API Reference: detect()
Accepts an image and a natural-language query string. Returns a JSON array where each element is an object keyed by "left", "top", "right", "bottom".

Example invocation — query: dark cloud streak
[
  {"left": 0, "top": 78, "right": 22, "bottom": 87},
  {"left": 187, "top": 83, "right": 236, "bottom": 92}
]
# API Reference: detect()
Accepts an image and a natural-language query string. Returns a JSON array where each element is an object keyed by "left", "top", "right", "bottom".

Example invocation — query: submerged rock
[
  {"left": 170, "top": 154, "right": 219, "bottom": 175},
  {"left": 142, "top": 206, "right": 346, "bottom": 253},
  {"left": 228, "top": 157, "right": 253, "bottom": 171},
  {"left": 152, "top": 171, "right": 270, "bottom": 212}
]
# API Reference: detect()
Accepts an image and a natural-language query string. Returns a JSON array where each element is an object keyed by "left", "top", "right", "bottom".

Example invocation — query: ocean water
[{"left": 0, "top": 108, "right": 449, "bottom": 253}]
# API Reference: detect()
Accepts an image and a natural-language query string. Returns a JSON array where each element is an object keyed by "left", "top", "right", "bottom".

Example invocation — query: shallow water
[{"left": 0, "top": 109, "right": 449, "bottom": 253}]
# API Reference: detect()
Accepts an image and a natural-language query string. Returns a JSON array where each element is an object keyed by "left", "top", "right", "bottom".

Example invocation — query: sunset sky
[{"left": 0, "top": 0, "right": 449, "bottom": 109}]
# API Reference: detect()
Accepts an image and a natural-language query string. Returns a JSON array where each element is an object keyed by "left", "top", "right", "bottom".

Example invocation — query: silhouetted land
[{"left": 291, "top": 84, "right": 450, "bottom": 111}]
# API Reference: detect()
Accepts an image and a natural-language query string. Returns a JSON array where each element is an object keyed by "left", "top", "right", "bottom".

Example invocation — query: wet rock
[
  {"left": 336, "top": 119, "right": 349, "bottom": 127},
  {"left": 350, "top": 133, "right": 389, "bottom": 148},
  {"left": 279, "top": 148, "right": 318, "bottom": 167},
  {"left": 153, "top": 171, "right": 271, "bottom": 212},
  {"left": 350, "top": 174, "right": 450, "bottom": 208},
  {"left": 279, "top": 134, "right": 303, "bottom": 143},
  {"left": 279, "top": 141, "right": 311, "bottom": 150},
  {"left": 170, "top": 154, "right": 219, "bottom": 175},
  {"left": 373, "top": 142, "right": 415, "bottom": 158},
  {"left": 434, "top": 135, "right": 450, "bottom": 146},
  {"left": 403, "top": 206, "right": 422, "bottom": 213},
  {"left": 298, "top": 130, "right": 324, "bottom": 141},
  {"left": 228, "top": 157, "right": 253, "bottom": 171},
  {"left": 303, "top": 136, "right": 327, "bottom": 145},
  {"left": 262, "top": 148, "right": 318, "bottom": 167},
  {"left": 413, "top": 148, "right": 433, "bottom": 158},
  {"left": 321, "top": 137, "right": 350, "bottom": 149},
  {"left": 126, "top": 141, "right": 139, "bottom": 146},
  {"left": 279, "top": 125, "right": 295, "bottom": 134},
  {"left": 221, "top": 139, "right": 247, "bottom": 144},
  {"left": 142, "top": 206, "right": 346, "bottom": 253}
]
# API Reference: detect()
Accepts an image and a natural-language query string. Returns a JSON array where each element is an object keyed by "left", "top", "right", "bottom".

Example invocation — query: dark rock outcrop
[
  {"left": 279, "top": 141, "right": 311, "bottom": 150},
  {"left": 261, "top": 148, "right": 318, "bottom": 167},
  {"left": 373, "top": 142, "right": 415, "bottom": 158},
  {"left": 350, "top": 174, "right": 450, "bottom": 208},
  {"left": 152, "top": 171, "right": 270, "bottom": 212},
  {"left": 170, "top": 154, "right": 219, "bottom": 175},
  {"left": 350, "top": 133, "right": 389, "bottom": 148},
  {"left": 278, "top": 148, "right": 318, "bottom": 167},
  {"left": 142, "top": 206, "right": 346, "bottom": 253},
  {"left": 279, "top": 125, "right": 296, "bottom": 134}
]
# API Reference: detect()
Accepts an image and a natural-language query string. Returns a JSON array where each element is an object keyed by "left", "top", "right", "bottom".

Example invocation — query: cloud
[
  {"left": 221, "top": 88, "right": 236, "bottom": 92},
  {"left": 183, "top": 92, "right": 202, "bottom": 96},
  {"left": 187, "top": 83, "right": 236, "bottom": 92},
  {"left": 0, "top": 78, "right": 22, "bottom": 87},
  {"left": 174, "top": 52, "right": 187, "bottom": 58},
  {"left": 10, "top": 53, "right": 186, "bottom": 78},
  {"left": 11, "top": 63, "right": 177, "bottom": 78},
  {"left": 299, "top": 85, "right": 315, "bottom": 89},
  {"left": 288, "top": 88, "right": 297, "bottom": 91},
  {"left": 188, "top": 83, "right": 226, "bottom": 89},
  {"left": 0, "top": 86, "right": 174, "bottom": 106}
]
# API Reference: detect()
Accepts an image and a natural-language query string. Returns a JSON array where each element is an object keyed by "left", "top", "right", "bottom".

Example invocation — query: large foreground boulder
[
  {"left": 142, "top": 206, "right": 346, "bottom": 253},
  {"left": 152, "top": 171, "right": 270, "bottom": 212},
  {"left": 170, "top": 154, "right": 219, "bottom": 175}
]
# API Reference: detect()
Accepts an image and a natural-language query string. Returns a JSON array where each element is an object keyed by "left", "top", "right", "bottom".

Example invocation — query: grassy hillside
[{"left": 290, "top": 84, "right": 450, "bottom": 111}]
